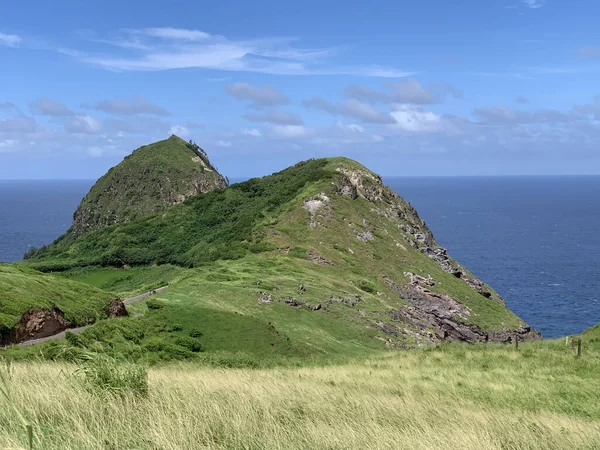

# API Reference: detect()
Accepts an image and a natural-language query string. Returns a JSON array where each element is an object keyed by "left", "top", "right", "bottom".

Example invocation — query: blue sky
[{"left": 1, "top": 0, "right": 600, "bottom": 178}]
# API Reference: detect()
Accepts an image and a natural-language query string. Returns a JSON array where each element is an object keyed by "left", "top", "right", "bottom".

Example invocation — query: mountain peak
[{"left": 70, "top": 137, "right": 228, "bottom": 237}]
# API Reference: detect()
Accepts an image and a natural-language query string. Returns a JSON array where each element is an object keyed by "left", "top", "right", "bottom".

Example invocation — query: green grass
[
  {"left": 20, "top": 155, "right": 524, "bottom": 337},
  {"left": 60, "top": 264, "right": 184, "bottom": 297},
  {"left": 2, "top": 341, "right": 600, "bottom": 449},
  {"left": 0, "top": 264, "right": 114, "bottom": 344},
  {"left": 24, "top": 157, "right": 333, "bottom": 270},
  {"left": 22, "top": 135, "right": 227, "bottom": 253},
  {"left": 4, "top": 249, "right": 526, "bottom": 364}
]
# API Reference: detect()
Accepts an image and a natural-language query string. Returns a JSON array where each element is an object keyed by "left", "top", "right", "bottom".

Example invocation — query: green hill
[
  {"left": 27, "top": 135, "right": 227, "bottom": 248},
  {"left": 0, "top": 264, "right": 115, "bottom": 345},
  {"left": 13, "top": 151, "right": 539, "bottom": 360}
]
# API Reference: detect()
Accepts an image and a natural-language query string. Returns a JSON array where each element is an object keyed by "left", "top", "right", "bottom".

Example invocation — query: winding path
[{"left": 14, "top": 286, "right": 168, "bottom": 347}]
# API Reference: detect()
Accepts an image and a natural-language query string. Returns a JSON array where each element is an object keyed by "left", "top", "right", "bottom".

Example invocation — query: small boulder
[{"left": 107, "top": 299, "right": 128, "bottom": 318}]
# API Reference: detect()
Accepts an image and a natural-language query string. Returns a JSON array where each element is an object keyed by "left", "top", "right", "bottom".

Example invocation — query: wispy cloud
[
  {"left": 225, "top": 83, "right": 288, "bottom": 109},
  {"left": 82, "top": 95, "right": 170, "bottom": 116},
  {"left": 0, "top": 32, "right": 21, "bottom": 47},
  {"left": 523, "top": 0, "right": 545, "bottom": 8},
  {"left": 61, "top": 28, "right": 411, "bottom": 77},
  {"left": 30, "top": 98, "right": 74, "bottom": 116},
  {"left": 303, "top": 97, "right": 395, "bottom": 124}
]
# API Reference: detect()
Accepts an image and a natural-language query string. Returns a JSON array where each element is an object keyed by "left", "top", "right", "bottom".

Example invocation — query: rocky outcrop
[
  {"left": 357, "top": 231, "right": 374, "bottom": 242},
  {"left": 308, "top": 250, "right": 332, "bottom": 265},
  {"left": 14, "top": 308, "right": 71, "bottom": 343},
  {"left": 303, "top": 193, "right": 331, "bottom": 229},
  {"left": 383, "top": 277, "right": 540, "bottom": 343},
  {"left": 107, "top": 299, "right": 128, "bottom": 318}
]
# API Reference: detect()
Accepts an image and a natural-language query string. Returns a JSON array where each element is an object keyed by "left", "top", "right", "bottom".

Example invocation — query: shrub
[
  {"left": 189, "top": 328, "right": 203, "bottom": 338},
  {"left": 358, "top": 280, "right": 377, "bottom": 293},
  {"left": 146, "top": 299, "right": 164, "bottom": 310},
  {"left": 73, "top": 353, "right": 148, "bottom": 397},
  {"left": 65, "top": 331, "right": 86, "bottom": 348},
  {"left": 174, "top": 337, "right": 203, "bottom": 353}
]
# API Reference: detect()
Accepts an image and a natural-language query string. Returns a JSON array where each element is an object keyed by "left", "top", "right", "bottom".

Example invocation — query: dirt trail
[{"left": 12, "top": 286, "right": 168, "bottom": 348}]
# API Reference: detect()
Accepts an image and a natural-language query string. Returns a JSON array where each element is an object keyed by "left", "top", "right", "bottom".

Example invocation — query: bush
[
  {"left": 73, "top": 353, "right": 148, "bottom": 397},
  {"left": 174, "top": 337, "right": 203, "bottom": 353},
  {"left": 146, "top": 299, "right": 164, "bottom": 310},
  {"left": 358, "top": 280, "right": 377, "bottom": 293},
  {"left": 189, "top": 328, "right": 203, "bottom": 338},
  {"left": 65, "top": 331, "right": 86, "bottom": 348}
]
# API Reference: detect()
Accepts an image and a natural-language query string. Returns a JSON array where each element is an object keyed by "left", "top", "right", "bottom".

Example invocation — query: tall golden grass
[{"left": 2, "top": 343, "right": 600, "bottom": 449}]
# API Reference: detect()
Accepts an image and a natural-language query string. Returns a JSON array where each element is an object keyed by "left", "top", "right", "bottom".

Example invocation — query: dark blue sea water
[
  {"left": 0, "top": 180, "right": 92, "bottom": 262},
  {"left": 1, "top": 177, "right": 599, "bottom": 338}
]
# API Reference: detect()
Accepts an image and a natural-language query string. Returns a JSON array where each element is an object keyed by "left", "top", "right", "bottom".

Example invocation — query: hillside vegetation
[
  {"left": 2, "top": 341, "right": 600, "bottom": 449},
  {"left": 24, "top": 135, "right": 227, "bottom": 247},
  {"left": 11, "top": 153, "right": 541, "bottom": 358},
  {"left": 0, "top": 264, "right": 114, "bottom": 345}
]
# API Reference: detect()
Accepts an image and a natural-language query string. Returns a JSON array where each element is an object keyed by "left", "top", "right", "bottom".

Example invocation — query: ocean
[{"left": 1, "top": 176, "right": 599, "bottom": 338}]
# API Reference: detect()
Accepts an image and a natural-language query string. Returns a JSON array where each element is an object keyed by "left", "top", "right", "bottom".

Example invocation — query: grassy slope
[
  {"left": 9, "top": 157, "right": 531, "bottom": 360},
  {"left": 23, "top": 157, "right": 523, "bottom": 332},
  {"left": 60, "top": 264, "right": 184, "bottom": 297},
  {"left": 2, "top": 341, "right": 600, "bottom": 449},
  {"left": 25, "top": 135, "right": 226, "bottom": 249},
  {"left": 0, "top": 264, "right": 114, "bottom": 338},
  {"left": 23, "top": 158, "right": 334, "bottom": 270}
]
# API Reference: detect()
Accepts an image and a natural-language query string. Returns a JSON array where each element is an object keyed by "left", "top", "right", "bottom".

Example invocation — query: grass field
[
  {"left": 2, "top": 340, "right": 600, "bottom": 449},
  {"left": 60, "top": 264, "right": 185, "bottom": 297}
]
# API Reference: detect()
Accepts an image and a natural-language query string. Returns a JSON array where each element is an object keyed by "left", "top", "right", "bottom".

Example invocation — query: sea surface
[{"left": 1, "top": 176, "right": 599, "bottom": 338}]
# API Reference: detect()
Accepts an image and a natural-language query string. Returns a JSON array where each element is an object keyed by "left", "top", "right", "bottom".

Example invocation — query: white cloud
[
  {"left": 390, "top": 105, "right": 445, "bottom": 133},
  {"left": 62, "top": 28, "right": 410, "bottom": 77},
  {"left": 65, "top": 115, "right": 101, "bottom": 134},
  {"left": 226, "top": 83, "right": 288, "bottom": 108},
  {"left": 0, "top": 117, "right": 37, "bottom": 133},
  {"left": 372, "top": 134, "right": 385, "bottom": 142},
  {"left": 139, "top": 28, "right": 211, "bottom": 41},
  {"left": 84, "top": 95, "right": 170, "bottom": 116},
  {"left": 241, "top": 128, "right": 262, "bottom": 137},
  {"left": 336, "top": 122, "right": 364, "bottom": 133},
  {"left": 271, "top": 125, "right": 309, "bottom": 138},
  {"left": 30, "top": 98, "right": 74, "bottom": 116},
  {"left": 216, "top": 140, "right": 232, "bottom": 147},
  {"left": 304, "top": 97, "right": 394, "bottom": 124},
  {"left": 523, "top": 0, "right": 545, "bottom": 8},
  {"left": 0, "top": 139, "right": 19, "bottom": 152},
  {"left": 169, "top": 125, "right": 190, "bottom": 139},
  {"left": 0, "top": 32, "right": 21, "bottom": 47},
  {"left": 346, "top": 80, "right": 462, "bottom": 105},
  {"left": 243, "top": 109, "right": 303, "bottom": 125}
]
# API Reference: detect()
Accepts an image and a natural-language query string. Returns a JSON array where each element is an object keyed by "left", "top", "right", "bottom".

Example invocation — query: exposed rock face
[
  {"left": 14, "top": 308, "right": 70, "bottom": 343},
  {"left": 357, "top": 231, "right": 374, "bottom": 242},
  {"left": 303, "top": 193, "right": 331, "bottom": 229},
  {"left": 107, "top": 299, "right": 128, "bottom": 318},
  {"left": 71, "top": 136, "right": 228, "bottom": 237},
  {"left": 333, "top": 164, "right": 506, "bottom": 306},
  {"left": 308, "top": 249, "right": 332, "bottom": 265},
  {"left": 383, "top": 277, "right": 540, "bottom": 343}
]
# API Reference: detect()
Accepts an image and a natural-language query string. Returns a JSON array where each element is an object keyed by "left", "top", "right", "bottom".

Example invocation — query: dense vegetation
[
  {"left": 26, "top": 135, "right": 228, "bottom": 244},
  {"left": 24, "top": 158, "right": 334, "bottom": 271},
  {"left": 10, "top": 152, "right": 536, "bottom": 357}
]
